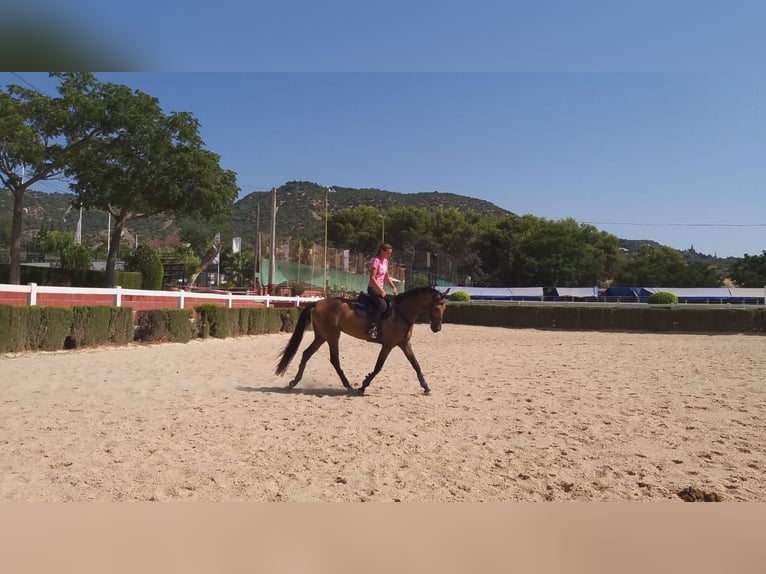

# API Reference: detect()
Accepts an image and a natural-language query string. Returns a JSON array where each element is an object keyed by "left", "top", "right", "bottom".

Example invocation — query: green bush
[
  {"left": 126, "top": 245, "right": 164, "bottom": 290},
  {"left": 648, "top": 291, "right": 678, "bottom": 304},
  {"left": 448, "top": 291, "right": 471, "bottom": 302},
  {"left": 60, "top": 243, "right": 92, "bottom": 270}
]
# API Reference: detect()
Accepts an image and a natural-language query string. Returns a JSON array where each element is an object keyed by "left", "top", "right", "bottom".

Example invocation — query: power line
[
  {"left": 584, "top": 221, "right": 766, "bottom": 228},
  {"left": 37, "top": 180, "right": 70, "bottom": 193},
  {"left": 10, "top": 72, "right": 51, "bottom": 96}
]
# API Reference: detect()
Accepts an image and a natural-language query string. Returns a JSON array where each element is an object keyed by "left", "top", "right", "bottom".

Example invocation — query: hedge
[
  {"left": 0, "top": 305, "right": 135, "bottom": 353},
  {"left": 444, "top": 303, "right": 766, "bottom": 333}
]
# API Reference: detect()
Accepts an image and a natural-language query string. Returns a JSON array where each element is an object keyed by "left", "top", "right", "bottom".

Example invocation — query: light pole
[
  {"left": 253, "top": 201, "right": 261, "bottom": 292},
  {"left": 268, "top": 187, "right": 277, "bottom": 295},
  {"left": 323, "top": 186, "right": 330, "bottom": 295},
  {"left": 379, "top": 214, "right": 385, "bottom": 244}
]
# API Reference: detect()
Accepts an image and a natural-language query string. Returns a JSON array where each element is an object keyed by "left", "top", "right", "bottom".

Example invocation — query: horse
[{"left": 275, "top": 286, "right": 450, "bottom": 395}]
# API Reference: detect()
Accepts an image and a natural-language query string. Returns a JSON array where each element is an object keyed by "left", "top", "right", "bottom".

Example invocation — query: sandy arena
[{"left": 1, "top": 324, "right": 763, "bottom": 501}]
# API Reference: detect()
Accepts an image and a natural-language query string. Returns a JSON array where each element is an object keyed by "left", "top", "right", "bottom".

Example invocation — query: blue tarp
[
  {"left": 644, "top": 287, "right": 764, "bottom": 303},
  {"left": 444, "top": 286, "right": 764, "bottom": 303},
  {"left": 554, "top": 287, "right": 599, "bottom": 298},
  {"left": 605, "top": 286, "right": 764, "bottom": 303},
  {"left": 443, "top": 286, "right": 543, "bottom": 300},
  {"left": 603, "top": 287, "right": 651, "bottom": 298}
]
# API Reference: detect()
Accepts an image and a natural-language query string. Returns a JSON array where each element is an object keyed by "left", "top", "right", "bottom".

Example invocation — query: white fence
[{"left": 0, "top": 282, "right": 323, "bottom": 309}]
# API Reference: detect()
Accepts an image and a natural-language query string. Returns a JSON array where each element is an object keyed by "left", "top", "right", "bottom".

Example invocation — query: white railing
[{"left": 0, "top": 282, "right": 323, "bottom": 309}]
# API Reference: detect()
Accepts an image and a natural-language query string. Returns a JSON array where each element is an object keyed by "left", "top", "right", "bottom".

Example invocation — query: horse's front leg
[
  {"left": 358, "top": 346, "right": 393, "bottom": 395},
  {"left": 399, "top": 341, "right": 430, "bottom": 394}
]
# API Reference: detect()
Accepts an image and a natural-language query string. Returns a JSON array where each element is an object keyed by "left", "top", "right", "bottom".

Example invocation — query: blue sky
[{"left": 3, "top": 2, "right": 766, "bottom": 257}]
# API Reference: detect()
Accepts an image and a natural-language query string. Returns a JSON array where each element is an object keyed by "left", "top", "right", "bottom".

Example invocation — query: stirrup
[{"left": 366, "top": 325, "right": 378, "bottom": 339}]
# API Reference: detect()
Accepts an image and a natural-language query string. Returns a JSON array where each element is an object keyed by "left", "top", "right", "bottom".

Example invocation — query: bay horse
[{"left": 275, "top": 286, "right": 450, "bottom": 395}]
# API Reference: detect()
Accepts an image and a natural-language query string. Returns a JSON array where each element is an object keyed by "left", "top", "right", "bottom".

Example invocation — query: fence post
[
  {"left": 27, "top": 282, "right": 37, "bottom": 306},
  {"left": 265, "top": 295, "right": 271, "bottom": 308},
  {"left": 178, "top": 289, "right": 185, "bottom": 309},
  {"left": 114, "top": 285, "right": 122, "bottom": 307},
  {"left": 227, "top": 291, "right": 233, "bottom": 309}
]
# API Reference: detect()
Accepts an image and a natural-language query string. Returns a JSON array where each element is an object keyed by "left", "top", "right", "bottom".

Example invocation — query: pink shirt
[{"left": 369, "top": 256, "right": 388, "bottom": 289}]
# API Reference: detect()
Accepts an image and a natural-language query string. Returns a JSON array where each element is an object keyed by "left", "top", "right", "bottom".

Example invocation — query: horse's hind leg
[
  {"left": 289, "top": 334, "right": 325, "bottom": 388},
  {"left": 358, "top": 346, "right": 393, "bottom": 395},
  {"left": 326, "top": 335, "right": 354, "bottom": 391}
]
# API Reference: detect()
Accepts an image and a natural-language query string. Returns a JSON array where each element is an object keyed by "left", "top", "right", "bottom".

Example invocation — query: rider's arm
[{"left": 385, "top": 273, "right": 398, "bottom": 294}]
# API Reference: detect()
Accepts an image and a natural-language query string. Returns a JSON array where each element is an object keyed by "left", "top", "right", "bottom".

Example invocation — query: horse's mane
[{"left": 395, "top": 286, "right": 440, "bottom": 303}]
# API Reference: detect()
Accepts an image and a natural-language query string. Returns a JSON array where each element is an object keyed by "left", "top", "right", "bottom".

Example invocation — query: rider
[{"left": 366, "top": 242, "right": 397, "bottom": 339}]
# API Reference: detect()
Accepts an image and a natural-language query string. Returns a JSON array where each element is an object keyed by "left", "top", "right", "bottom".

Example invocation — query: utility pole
[
  {"left": 214, "top": 232, "right": 221, "bottom": 286},
  {"left": 268, "top": 187, "right": 277, "bottom": 294},
  {"left": 253, "top": 202, "right": 260, "bottom": 292},
  {"left": 380, "top": 213, "right": 385, "bottom": 244},
  {"left": 324, "top": 186, "right": 330, "bottom": 295}
]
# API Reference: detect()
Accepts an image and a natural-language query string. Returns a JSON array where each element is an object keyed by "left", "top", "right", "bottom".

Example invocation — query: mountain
[
  {"left": 230, "top": 180, "right": 513, "bottom": 242},
  {"left": 1, "top": 182, "right": 738, "bottom": 274},
  {"left": 2, "top": 181, "right": 512, "bottom": 249}
]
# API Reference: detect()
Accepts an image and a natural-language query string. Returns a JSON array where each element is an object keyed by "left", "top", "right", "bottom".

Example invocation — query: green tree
[
  {"left": 614, "top": 245, "right": 722, "bottom": 287},
  {"left": 64, "top": 80, "right": 239, "bottom": 287},
  {"left": 327, "top": 205, "right": 384, "bottom": 254},
  {"left": 0, "top": 72, "right": 106, "bottom": 284},
  {"left": 60, "top": 243, "right": 91, "bottom": 270},
  {"left": 729, "top": 250, "right": 766, "bottom": 287},
  {"left": 178, "top": 223, "right": 229, "bottom": 287},
  {"left": 472, "top": 216, "right": 514, "bottom": 285},
  {"left": 35, "top": 227, "right": 91, "bottom": 270},
  {"left": 126, "top": 244, "right": 163, "bottom": 290},
  {"left": 221, "top": 247, "right": 254, "bottom": 287},
  {"left": 383, "top": 207, "right": 432, "bottom": 253},
  {"left": 430, "top": 208, "right": 481, "bottom": 261},
  {"left": 471, "top": 215, "right": 620, "bottom": 287},
  {"left": 510, "top": 218, "right": 619, "bottom": 287},
  {"left": 39, "top": 229, "right": 74, "bottom": 258}
]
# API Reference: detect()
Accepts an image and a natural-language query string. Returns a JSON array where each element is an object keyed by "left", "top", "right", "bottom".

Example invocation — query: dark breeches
[{"left": 367, "top": 286, "right": 387, "bottom": 324}]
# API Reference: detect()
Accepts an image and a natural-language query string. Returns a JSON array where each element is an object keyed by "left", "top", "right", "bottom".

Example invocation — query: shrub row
[
  {"left": 193, "top": 305, "right": 299, "bottom": 339},
  {"left": 132, "top": 305, "right": 299, "bottom": 342},
  {"left": 444, "top": 303, "right": 766, "bottom": 333},
  {"left": 0, "top": 304, "right": 134, "bottom": 353},
  {"left": 134, "top": 309, "right": 195, "bottom": 343},
  {"left": 1, "top": 304, "right": 306, "bottom": 354}
]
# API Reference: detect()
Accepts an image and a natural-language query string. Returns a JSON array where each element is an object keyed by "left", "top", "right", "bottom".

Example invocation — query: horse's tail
[{"left": 275, "top": 303, "right": 315, "bottom": 375}]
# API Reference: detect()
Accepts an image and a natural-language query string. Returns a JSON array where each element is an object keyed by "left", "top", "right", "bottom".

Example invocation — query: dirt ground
[{"left": 1, "top": 325, "right": 763, "bottom": 501}]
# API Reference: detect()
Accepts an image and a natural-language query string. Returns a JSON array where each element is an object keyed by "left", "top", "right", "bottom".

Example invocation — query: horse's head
[{"left": 428, "top": 288, "right": 450, "bottom": 332}]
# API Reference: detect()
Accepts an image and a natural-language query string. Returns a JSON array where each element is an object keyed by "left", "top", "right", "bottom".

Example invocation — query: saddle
[{"left": 351, "top": 292, "right": 395, "bottom": 319}]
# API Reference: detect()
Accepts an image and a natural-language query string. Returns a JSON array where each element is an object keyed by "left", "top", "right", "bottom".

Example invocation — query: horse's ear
[{"left": 442, "top": 288, "right": 451, "bottom": 297}]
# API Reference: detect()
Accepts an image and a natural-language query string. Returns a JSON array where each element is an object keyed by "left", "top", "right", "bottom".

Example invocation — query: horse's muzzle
[{"left": 431, "top": 323, "right": 441, "bottom": 333}]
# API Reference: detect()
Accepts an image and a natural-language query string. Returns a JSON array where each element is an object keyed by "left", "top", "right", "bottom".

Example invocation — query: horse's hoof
[
  {"left": 288, "top": 380, "right": 298, "bottom": 389},
  {"left": 423, "top": 388, "right": 431, "bottom": 395},
  {"left": 357, "top": 388, "right": 366, "bottom": 396}
]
